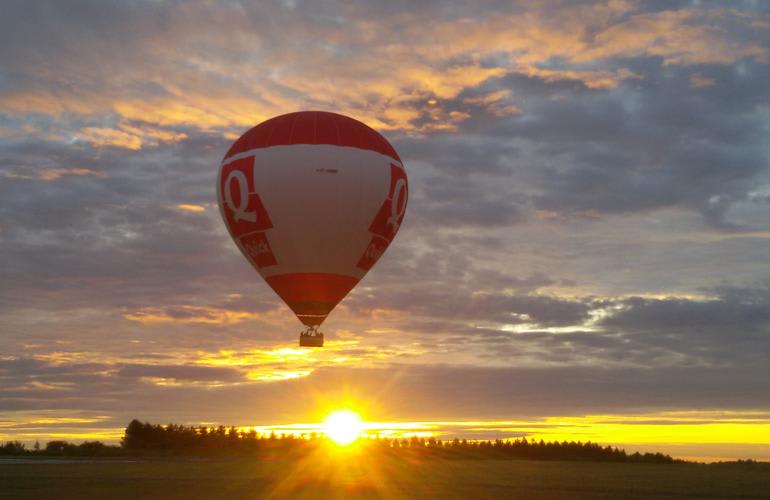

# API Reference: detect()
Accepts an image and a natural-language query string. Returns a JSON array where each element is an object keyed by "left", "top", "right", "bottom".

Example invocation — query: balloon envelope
[{"left": 217, "top": 111, "right": 408, "bottom": 327}]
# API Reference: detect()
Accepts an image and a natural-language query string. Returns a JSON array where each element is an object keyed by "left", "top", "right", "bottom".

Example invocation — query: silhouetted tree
[
  {"left": 45, "top": 441, "right": 77, "bottom": 453},
  {"left": 0, "top": 441, "right": 26, "bottom": 455}
]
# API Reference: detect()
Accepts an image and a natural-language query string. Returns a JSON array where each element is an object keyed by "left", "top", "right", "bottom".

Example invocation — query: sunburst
[{"left": 323, "top": 409, "right": 364, "bottom": 445}]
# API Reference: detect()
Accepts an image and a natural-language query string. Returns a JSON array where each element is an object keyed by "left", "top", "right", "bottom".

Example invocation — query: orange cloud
[
  {"left": 1, "top": 3, "right": 766, "bottom": 141},
  {"left": 77, "top": 122, "right": 187, "bottom": 150},
  {"left": 38, "top": 167, "right": 106, "bottom": 181},
  {"left": 78, "top": 127, "right": 143, "bottom": 150},
  {"left": 4, "top": 167, "right": 106, "bottom": 181},
  {"left": 176, "top": 204, "right": 206, "bottom": 212},
  {"left": 576, "top": 8, "right": 769, "bottom": 65},
  {"left": 193, "top": 339, "right": 424, "bottom": 383},
  {"left": 463, "top": 90, "right": 521, "bottom": 117},
  {"left": 123, "top": 305, "right": 263, "bottom": 325}
]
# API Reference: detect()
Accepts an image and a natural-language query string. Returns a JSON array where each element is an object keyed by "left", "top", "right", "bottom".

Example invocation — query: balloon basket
[{"left": 299, "top": 327, "right": 324, "bottom": 348}]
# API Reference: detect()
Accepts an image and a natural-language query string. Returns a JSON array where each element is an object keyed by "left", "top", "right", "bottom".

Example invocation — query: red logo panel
[
  {"left": 219, "top": 157, "right": 273, "bottom": 238},
  {"left": 240, "top": 232, "right": 277, "bottom": 268},
  {"left": 357, "top": 164, "right": 408, "bottom": 270},
  {"left": 356, "top": 236, "right": 389, "bottom": 271},
  {"left": 368, "top": 164, "right": 408, "bottom": 242}
]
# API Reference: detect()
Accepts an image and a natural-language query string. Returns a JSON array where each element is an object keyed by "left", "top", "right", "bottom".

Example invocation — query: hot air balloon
[{"left": 217, "top": 111, "right": 408, "bottom": 347}]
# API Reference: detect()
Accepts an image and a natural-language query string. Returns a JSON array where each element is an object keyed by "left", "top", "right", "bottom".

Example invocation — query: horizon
[
  {"left": 2, "top": 0, "right": 770, "bottom": 466},
  {"left": 3, "top": 410, "right": 770, "bottom": 463}
]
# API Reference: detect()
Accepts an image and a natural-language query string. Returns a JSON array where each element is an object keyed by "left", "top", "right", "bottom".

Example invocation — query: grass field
[{"left": 1, "top": 457, "right": 769, "bottom": 499}]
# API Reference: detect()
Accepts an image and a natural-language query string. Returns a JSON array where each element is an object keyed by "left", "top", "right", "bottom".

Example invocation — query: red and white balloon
[{"left": 217, "top": 111, "right": 408, "bottom": 328}]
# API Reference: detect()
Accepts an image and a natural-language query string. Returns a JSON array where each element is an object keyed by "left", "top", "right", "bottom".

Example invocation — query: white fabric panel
[{"left": 220, "top": 144, "right": 401, "bottom": 280}]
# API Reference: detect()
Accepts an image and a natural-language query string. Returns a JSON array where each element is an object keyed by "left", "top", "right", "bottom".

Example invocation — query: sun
[{"left": 323, "top": 409, "right": 364, "bottom": 445}]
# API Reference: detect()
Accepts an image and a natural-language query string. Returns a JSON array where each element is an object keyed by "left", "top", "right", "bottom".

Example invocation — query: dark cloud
[
  {"left": 344, "top": 283, "right": 770, "bottom": 375},
  {"left": 469, "top": 60, "right": 770, "bottom": 227},
  {"left": 597, "top": 287, "right": 770, "bottom": 367},
  {"left": 395, "top": 134, "right": 519, "bottom": 177},
  {"left": 0, "top": 133, "right": 284, "bottom": 314},
  {"left": 412, "top": 178, "right": 527, "bottom": 228},
  {"left": 348, "top": 281, "right": 592, "bottom": 328}
]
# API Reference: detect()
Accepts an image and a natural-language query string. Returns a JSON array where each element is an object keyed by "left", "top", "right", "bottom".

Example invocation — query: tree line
[
  {"left": 0, "top": 439, "right": 122, "bottom": 457},
  {"left": 0, "top": 419, "right": 676, "bottom": 463}
]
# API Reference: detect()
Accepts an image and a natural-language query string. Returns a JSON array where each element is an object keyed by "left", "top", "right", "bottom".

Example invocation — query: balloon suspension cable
[{"left": 299, "top": 326, "right": 324, "bottom": 347}]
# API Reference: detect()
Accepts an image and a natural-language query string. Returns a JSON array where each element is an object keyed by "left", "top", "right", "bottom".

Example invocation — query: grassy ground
[{"left": 1, "top": 456, "right": 769, "bottom": 499}]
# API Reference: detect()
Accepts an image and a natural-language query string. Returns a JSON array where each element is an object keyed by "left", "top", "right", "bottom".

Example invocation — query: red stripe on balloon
[
  {"left": 289, "top": 110, "right": 316, "bottom": 144},
  {"left": 224, "top": 111, "right": 401, "bottom": 162},
  {"left": 315, "top": 111, "right": 339, "bottom": 145},
  {"left": 265, "top": 273, "right": 359, "bottom": 326},
  {"left": 266, "top": 273, "right": 358, "bottom": 303}
]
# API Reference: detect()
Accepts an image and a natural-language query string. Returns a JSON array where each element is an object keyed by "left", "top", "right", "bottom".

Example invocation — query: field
[{"left": 1, "top": 457, "right": 769, "bottom": 499}]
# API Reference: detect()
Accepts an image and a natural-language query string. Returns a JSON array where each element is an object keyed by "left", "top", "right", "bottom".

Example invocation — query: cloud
[
  {"left": 117, "top": 364, "right": 245, "bottom": 384},
  {"left": 77, "top": 123, "right": 188, "bottom": 150},
  {"left": 352, "top": 289, "right": 593, "bottom": 328},
  {"left": 413, "top": 175, "right": 527, "bottom": 227},
  {"left": 597, "top": 286, "right": 770, "bottom": 367},
  {"left": 176, "top": 204, "right": 206, "bottom": 212},
  {"left": 1, "top": 1, "right": 767, "bottom": 230},
  {"left": 689, "top": 73, "right": 716, "bottom": 88},
  {"left": 123, "top": 305, "right": 265, "bottom": 325},
  {"left": 1, "top": 0, "right": 767, "bottom": 138},
  {"left": 2, "top": 356, "right": 769, "bottom": 424},
  {"left": 2, "top": 167, "right": 106, "bottom": 181}
]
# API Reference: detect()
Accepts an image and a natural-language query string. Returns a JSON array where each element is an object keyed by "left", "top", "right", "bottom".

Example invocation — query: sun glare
[{"left": 323, "top": 409, "right": 364, "bottom": 446}]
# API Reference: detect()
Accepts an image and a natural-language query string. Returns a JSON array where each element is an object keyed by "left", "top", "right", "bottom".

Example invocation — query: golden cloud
[
  {"left": 4, "top": 167, "right": 106, "bottom": 181},
  {"left": 176, "top": 204, "right": 206, "bottom": 212},
  {"left": 193, "top": 338, "right": 424, "bottom": 384},
  {"left": 123, "top": 305, "right": 263, "bottom": 325},
  {"left": 41, "top": 168, "right": 106, "bottom": 181},
  {"left": 77, "top": 122, "right": 187, "bottom": 150},
  {"left": 463, "top": 90, "right": 521, "bottom": 117},
  {"left": 576, "top": 8, "right": 769, "bottom": 65},
  {"left": 2, "top": 2, "right": 766, "bottom": 142}
]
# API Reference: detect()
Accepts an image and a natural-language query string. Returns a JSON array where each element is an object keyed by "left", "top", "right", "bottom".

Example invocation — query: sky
[{"left": 1, "top": 0, "right": 769, "bottom": 462}]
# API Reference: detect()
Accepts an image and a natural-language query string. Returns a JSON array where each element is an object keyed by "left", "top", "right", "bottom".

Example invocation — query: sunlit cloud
[
  {"left": 575, "top": 8, "right": 770, "bottom": 65},
  {"left": 195, "top": 340, "right": 425, "bottom": 382},
  {"left": 24, "top": 417, "right": 111, "bottom": 426},
  {"left": 518, "top": 67, "right": 640, "bottom": 90},
  {"left": 111, "top": 99, "right": 260, "bottom": 131},
  {"left": 123, "top": 305, "right": 264, "bottom": 325},
  {"left": 22, "top": 381, "right": 78, "bottom": 391},
  {"left": 76, "top": 122, "right": 188, "bottom": 149},
  {"left": 247, "top": 370, "right": 313, "bottom": 382},
  {"left": 2, "top": 167, "right": 106, "bottom": 181},
  {"left": 77, "top": 127, "right": 143, "bottom": 150},
  {"left": 0, "top": 429, "right": 124, "bottom": 442},
  {"left": 0, "top": 411, "right": 121, "bottom": 443},
  {"left": 197, "top": 347, "right": 315, "bottom": 368},
  {"left": 1, "top": 2, "right": 765, "bottom": 143},
  {"left": 462, "top": 90, "right": 521, "bottom": 117},
  {"left": 32, "top": 351, "right": 94, "bottom": 366},
  {"left": 176, "top": 203, "right": 206, "bottom": 212}
]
